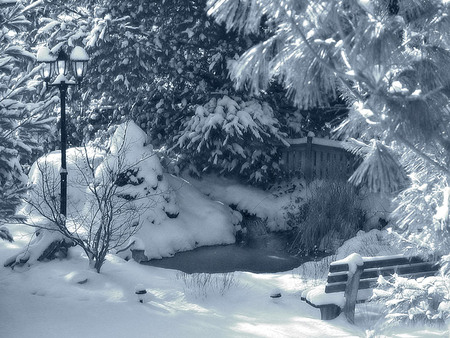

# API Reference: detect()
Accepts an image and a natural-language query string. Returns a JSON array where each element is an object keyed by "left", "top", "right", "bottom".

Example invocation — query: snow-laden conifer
[
  {"left": 0, "top": 1, "right": 57, "bottom": 218},
  {"left": 208, "top": 0, "right": 450, "bottom": 325},
  {"left": 207, "top": 0, "right": 450, "bottom": 253},
  {"left": 175, "top": 95, "right": 287, "bottom": 185}
]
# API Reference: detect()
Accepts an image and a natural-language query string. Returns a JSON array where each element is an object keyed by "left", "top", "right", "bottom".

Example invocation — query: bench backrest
[{"left": 325, "top": 255, "right": 440, "bottom": 294}]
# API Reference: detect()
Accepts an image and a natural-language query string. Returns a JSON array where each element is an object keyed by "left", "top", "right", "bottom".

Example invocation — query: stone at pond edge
[
  {"left": 131, "top": 249, "right": 148, "bottom": 263},
  {"left": 135, "top": 284, "right": 148, "bottom": 303}
]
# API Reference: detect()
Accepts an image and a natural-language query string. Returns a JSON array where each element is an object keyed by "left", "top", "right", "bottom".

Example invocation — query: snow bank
[
  {"left": 0, "top": 223, "right": 373, "bottom": 338},
  {"left": 20, "top": 146, "right": 106, "bottom": 219},
  {"left": 335, "top": 229, "right": 400, "bottom": 260},
  {"left": 94, "top": 121, "right": 179, "bottom": 227},
  {"left": 306, "top": 285, "right": 373, "bottom": 307},
  {"left": 186, "top": 174, "right": 290, "bottom": 230},
  {"left": 135, "top": 175, "right": 239, "bottom": 259}
]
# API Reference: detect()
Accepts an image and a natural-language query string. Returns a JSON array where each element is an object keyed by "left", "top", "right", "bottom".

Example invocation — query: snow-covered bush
[
  {"left": 287, "top": 180, "right": 366, "bottom": 254},
  {"left": 175, "top": 96, "right": 288, "bottom": 186},
  {"left": 372, "top": 254, "right": 450, "bottom": 328},
  {"left": 372, "top": 274, "right": 450, "bottom": 327},
  {"left": 392, "top": 159, "right": 450, "bottom": 257},
  {"left": 10, "top": 121, "right": 178, "bottom": 272}
]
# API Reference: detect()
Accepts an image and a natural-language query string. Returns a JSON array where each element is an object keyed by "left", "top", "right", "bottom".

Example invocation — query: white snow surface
[
  {"left": 70, "top": 46, "right": 89, "bottom": 61},
  {"left": 0, "top": 223, "right": 448, "bottom": 338},
  {"left": 136, "top": 175, "right": 238, "bottom": 259},
  {"left": 36, "top": 46, "right": 56, "bottom": 62},
  {"left": 286, "top": 137, "right": 344, "bottom": 149},
  {"left": 186, "top": 174, "right": 289, "bottom": 230}
]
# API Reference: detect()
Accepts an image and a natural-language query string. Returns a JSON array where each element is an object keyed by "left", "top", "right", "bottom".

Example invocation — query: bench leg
[{"left": 320, "top": 305, "right": 341, "bottom": 320}]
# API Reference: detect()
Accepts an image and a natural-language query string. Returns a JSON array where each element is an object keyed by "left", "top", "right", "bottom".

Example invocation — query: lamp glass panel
[
  {"left": 41, "top": 62, "right": 53, "bottom": 81},
  {"left": 73, "top": 60, "right": 87, "bottom": 80},
  {"left": 56, "top": 59, "right": 68, "bottom": 75}
]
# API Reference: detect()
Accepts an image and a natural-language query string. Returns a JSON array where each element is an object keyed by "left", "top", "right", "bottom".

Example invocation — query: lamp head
[
  {"left": 36, "top": 46, "right": 56, "bottom": 82},
  {"left": 70, "top": 46, "right": 89, "bottom": 82}
]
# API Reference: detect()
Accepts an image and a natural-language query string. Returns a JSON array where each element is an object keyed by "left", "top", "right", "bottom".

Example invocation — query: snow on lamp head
[
  {"left": 37, "top": 46, "right": 89, "bottom": 84},
  {"left": 70, "top": 46, "right": 89, "bottom": 82}
]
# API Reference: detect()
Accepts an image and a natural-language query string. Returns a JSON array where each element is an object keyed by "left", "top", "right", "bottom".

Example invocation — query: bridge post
[{"left": 305, "top": 132, "right": 314, "bottom": 182}]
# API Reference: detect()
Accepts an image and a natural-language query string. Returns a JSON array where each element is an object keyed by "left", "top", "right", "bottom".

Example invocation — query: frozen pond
[{"left": 142, "top": 244, "right": 312, "bottom": 274}]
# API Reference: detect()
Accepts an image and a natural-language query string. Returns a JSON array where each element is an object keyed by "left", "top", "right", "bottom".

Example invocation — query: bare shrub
[
  {"left": 295, "top": 255, "right": 336, "bottom": 288},
  {"left": 176, "top": 272, "right": 238, "bottom": 299}
]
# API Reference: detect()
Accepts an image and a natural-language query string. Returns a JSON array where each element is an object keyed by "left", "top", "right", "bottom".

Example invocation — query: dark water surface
[{"left": 142, "top": 244, "right": 311, "bottom": 274}]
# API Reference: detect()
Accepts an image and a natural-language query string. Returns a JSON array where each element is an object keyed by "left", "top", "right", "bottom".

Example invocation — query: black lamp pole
[
  {"left": 37, "top": 46, "right": 89, "bottom": 219},
  {"left": 59, "top": 81, "right": 68, "bottom": 217}
]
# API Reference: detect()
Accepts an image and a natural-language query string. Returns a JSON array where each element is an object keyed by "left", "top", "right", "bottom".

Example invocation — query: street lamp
[{"left": 37, "top": 45, "right": 89, "bottom": 218}]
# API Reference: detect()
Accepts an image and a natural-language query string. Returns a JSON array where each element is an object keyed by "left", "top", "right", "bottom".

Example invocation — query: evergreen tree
[
  {"left": 32, "top": 0, "right": 254, "bottom": 145},
  {"left": 175, "top": 95, "right": 288, "bottom": 186},
  {"left": 0, "top": 0, "right": 56, "bottom": 217},
  {"left": 30, "top": 0, "right": 300, "bottom": 184},
  {"left": 207, "top": 0, "right": 450, "bottom": 255}
]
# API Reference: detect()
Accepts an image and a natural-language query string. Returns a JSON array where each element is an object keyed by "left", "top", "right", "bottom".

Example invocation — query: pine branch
[
  {"left": 395, "top": 133, "right": 450, "bottom": 176},
  {"left": 277, "top": 1, "right": 377, "bottom": 94}
]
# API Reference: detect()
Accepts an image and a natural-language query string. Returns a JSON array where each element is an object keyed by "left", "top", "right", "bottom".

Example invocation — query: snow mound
[
  {"left": 335, "top": 229, "right": 400, "bottom": 260},
  {"left": 134, "top": 175, "right": 239, "bottom": 259},
  {"left": 94, "top": 121, "right": 178, "bottom": 226},
  {"left": 21, "top": 146, "right": 105, "bottom": 219},
  {"left": 187, "top": 174, "right": 289, "bottom": 230},
  {"left": 20, "top": 122, "right": 239, "bottom": 262}
]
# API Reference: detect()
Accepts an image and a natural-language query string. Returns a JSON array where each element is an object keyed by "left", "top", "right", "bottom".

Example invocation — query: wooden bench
[{"left": 302, "top": 254, "right": 440, "bottom": 323}]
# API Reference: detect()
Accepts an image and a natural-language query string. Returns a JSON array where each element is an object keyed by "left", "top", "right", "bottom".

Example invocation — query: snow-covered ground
[
  {"left": 187, "top": 174, "right": 290, "bottom": 231},
  {"left": 2, "top": 123, "right": 448, "bottom": 337},
  {"left": 1, "top": 224, "right": 448, "bottom": 338}
]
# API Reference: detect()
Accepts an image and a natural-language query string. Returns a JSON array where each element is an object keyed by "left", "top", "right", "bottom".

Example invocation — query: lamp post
[{"left": 37, "top": 46, "right": 89, "bottom": 218}]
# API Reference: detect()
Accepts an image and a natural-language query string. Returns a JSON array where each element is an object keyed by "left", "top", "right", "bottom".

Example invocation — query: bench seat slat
[
  {"left": 329, "top": 256, "right": 428, "bottom": 273},
  {"left": 325, "top": 270, "right": 438, "bottom": 293},
  {"left": 327, "top": 262, "right": 440, "bottom": 284}
]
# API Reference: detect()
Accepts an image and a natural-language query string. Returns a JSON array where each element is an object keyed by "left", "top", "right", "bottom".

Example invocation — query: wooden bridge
[{"left": 280, "top": 134, "right": 356, "bottom": 181}]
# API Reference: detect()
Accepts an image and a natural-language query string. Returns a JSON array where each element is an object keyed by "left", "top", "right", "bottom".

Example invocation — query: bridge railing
[{"left": 281, "top": 134, "right": 356, "bottom": 181}]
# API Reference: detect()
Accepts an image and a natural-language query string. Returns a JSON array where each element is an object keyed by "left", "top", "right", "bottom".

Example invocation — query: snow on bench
[{"left": 301, "top": 253, "right": 440, "bottom": 323}]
